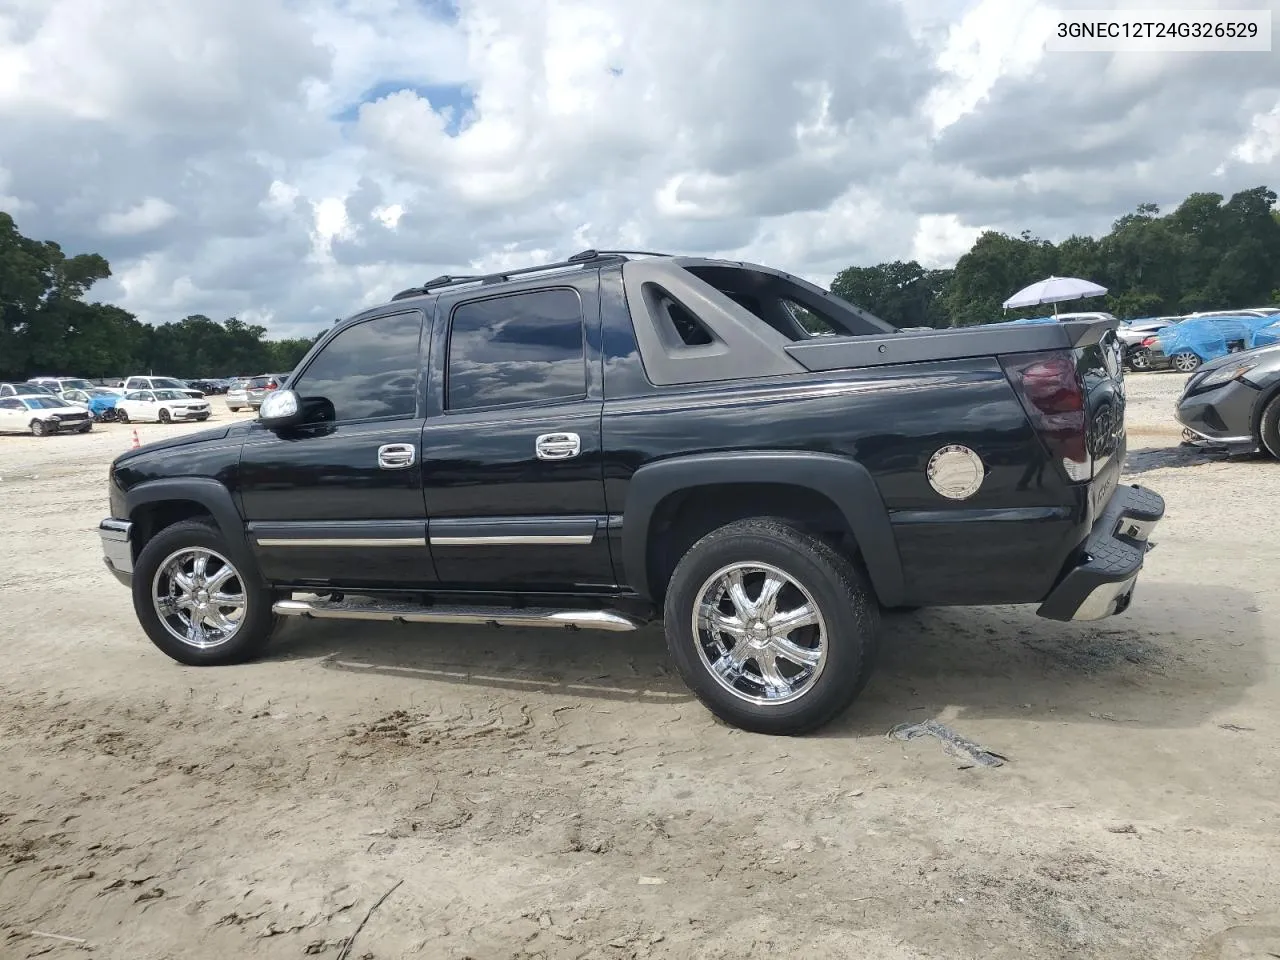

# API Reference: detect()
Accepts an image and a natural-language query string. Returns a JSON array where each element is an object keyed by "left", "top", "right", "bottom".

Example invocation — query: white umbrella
[{"left": 1003, "top": 276, "right": 1107, "bottom": 314}]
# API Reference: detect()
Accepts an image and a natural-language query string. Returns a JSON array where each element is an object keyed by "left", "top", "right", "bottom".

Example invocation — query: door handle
[
  {"left": 377, "top": 443, "right": 417, "bottom": 470},
  {"left": 535, "top": 432, "right": 581, "bottom": 460}
]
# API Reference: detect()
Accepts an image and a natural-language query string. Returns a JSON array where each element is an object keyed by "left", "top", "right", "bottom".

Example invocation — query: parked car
[
  {"left": 0, "top": 381, "right": 56, "bottom": 397},
  {"left": 0, "top": 394, "right": 93, "bottom": 435},
  {"left": 62, "top": 387, "right": 123, "bottom": 421},
  {"left": 244, "top": 373, "right": 289, "bottom": 408},
  {"left": 122, "top": 376, "right": 205, "bottom": 400},
  {"left": 28, "top": 376, "right": 98, "bottom": 393},
  {"left": 114, "top": 388, "right": 212, "bottom": 423},
  {"left": 1175, "top": 340, "right": 1280, "bottom": 457},
  {"left": 1149, "top": 314, "right": 1278, "bottom": 372},
  {"left": 189, "top": 379, "right": 229, "bottom": 395},
  {"left": 97, "top": 249, "right": 1163, "bottom": 736},
  {"left": 1117, "top": 316, "right": 1183, "bottom": 371},
  {"left": 224, "top": 379, "right": 250, "bottom": 411}
]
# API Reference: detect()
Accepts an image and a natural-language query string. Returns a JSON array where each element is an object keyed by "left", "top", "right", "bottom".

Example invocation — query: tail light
[
  {"left": 1000, "top": 350, "right": 1091, "bottom": 482},
  {"left": 1141, "top": 336, "right": 1158, "bottom": 347}
]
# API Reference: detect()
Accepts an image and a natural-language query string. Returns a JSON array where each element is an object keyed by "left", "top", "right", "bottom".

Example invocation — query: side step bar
[{"left": 272, "top": 596, "right": 643, "bottom": 633}]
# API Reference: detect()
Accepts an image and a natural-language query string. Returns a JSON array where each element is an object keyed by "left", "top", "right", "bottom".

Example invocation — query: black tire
[
  {"left": 1127, "top": 348, "right": 1151, "bottom": 371},
  {"left": 662, "top": 517, "right": 879, "bottom": 735},
  {"left": 1260, "top": 394, "right": 1280, "bottom": 460},
  {"left": 30, "top": 419, "right": 47, "bottom": 437},
  {"left": 78, "top": 422, "right": 92, "bottom": 433},
  {"left": 131, "top": 519, "right": 277, "bottom": 666},
  {"left": 197, "top": 414, "right": 209, "bottom": 421},
  {"left": 116, "top": 409, "right": 129, "bottom": 423},
  {"left": 159, "top": 408, "right": 171, "bottom": 423},
  {"left": 227, "top": 406, "right": 241, "bottom": 412}
]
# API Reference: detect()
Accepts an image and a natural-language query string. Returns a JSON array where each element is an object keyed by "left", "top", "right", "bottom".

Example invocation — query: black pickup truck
[{"left": 98, "top": 250, "right": 1164, "bottom": 735}]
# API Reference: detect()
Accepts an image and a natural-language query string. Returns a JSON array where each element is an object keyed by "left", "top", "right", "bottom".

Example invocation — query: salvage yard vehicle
[
  {"left": 122, "top": 376, "right": 205, "bottom": 400},
  {"left": 224, "top": 379, "right": 250, "bottom": 411},
  {"left": 0, "top": 394, "right": 93, "bottom": 435},
  {"left": 114, "top": 389, "right": 211, "bottom": 424},
  {"left": 1175, "top": 340, "right": 1280, "bottom": 458},
  {"left": 62, "top": 387, "right": 123, "bottom": 422},
  {"left": 243, "top": 374, "right": 289, "bottom": 409},
  {"left": 97, "top": 250, "right": 1164, "bottom": 735}
]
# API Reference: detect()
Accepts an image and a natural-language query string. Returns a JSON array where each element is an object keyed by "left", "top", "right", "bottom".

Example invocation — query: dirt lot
[{"left": 1, "top": 374, "right": 1278, "bottom": 960}]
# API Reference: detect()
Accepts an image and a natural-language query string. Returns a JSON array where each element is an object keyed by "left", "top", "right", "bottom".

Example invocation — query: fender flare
[
  {"left": 621, "top": 451, "right": 905, "bottom": 606},
  {"left": 124, "top": 478, "right": 258, "bottom": 574}
]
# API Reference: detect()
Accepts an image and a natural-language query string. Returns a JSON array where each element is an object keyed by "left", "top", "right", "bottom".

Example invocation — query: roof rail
[{"left": 388, "top": 249, "right": 674, "bottom": 302}]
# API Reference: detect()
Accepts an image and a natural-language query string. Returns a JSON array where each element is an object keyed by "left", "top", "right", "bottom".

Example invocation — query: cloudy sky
[{"left": 1, "top": 0, "right": 1277, "bottom": 338}]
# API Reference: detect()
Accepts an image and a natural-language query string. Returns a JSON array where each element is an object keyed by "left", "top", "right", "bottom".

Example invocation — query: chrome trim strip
[
  {"left": 273, "top": 596, "right": 641, "bottom": 632},
  {"left": 255, "top": 537, "right": 427, "bottom": 548},
  {"left": 430, "top": 534, "right": 594, "bottom": 546}
]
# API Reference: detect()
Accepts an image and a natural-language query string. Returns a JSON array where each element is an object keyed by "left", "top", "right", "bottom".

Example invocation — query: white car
[
  {"left": 122, "top": 376, "right": 205, "bottom": 400},
  {"left": 0, "top": 394, "right": 94, "bottom": 435},
  {"left": 115, "top": 389, "right": 212, "bottom": 424},
  {"left": 28, "top": 376, "right": 99, "bottom": 394},
  {"left": 224, "top": 379, "right": 250, "bottom": 411}
]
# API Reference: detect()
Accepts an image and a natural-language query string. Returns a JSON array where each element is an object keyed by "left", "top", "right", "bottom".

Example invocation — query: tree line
[
  {"left": 5, "top": 186, "right": 1279, "bottom": 381},
  {"left": 831, "top": 185, "right": 1280, "bottom": 328},
  {"left": 0, "top": 212, "right": 323, "bottom": 381}
]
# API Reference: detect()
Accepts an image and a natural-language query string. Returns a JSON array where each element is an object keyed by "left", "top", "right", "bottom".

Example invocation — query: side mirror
[{"left": 258, "top": 389, "right": 303, "bottom": 429}]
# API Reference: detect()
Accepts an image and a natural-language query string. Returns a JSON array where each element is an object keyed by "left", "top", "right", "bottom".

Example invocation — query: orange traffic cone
[{"left": 131, "top": 429, "right": 140, "bottom": 449}]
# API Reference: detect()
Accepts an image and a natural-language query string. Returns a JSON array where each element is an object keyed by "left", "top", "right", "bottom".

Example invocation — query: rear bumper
[
  {"left": 99, "top": 518, "right": 133, "bottom": 587},
  {"left": 1036, "top": 483, "right": 1165, "bottom": 621}
]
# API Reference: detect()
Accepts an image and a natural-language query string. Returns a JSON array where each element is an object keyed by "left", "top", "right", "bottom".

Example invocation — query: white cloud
[
  {"left": 912, "top": 214, "right": 988, "bottom": 267},
  {"left": 1231, "top": 99, "right": 1280, "bottom": 166},
  {"left": 0, "top": 0, "right": 1275, "bottom": 338},
  {"left": 98, "top": 197, "right": 178, "bottom": 236}
]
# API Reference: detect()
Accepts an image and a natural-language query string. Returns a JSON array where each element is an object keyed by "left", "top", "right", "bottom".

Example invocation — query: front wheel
[
  {"left": 663, "top": 517, "right": 879, "bottom": 735},
  {"left": 1127, "top": 348, "right": 1151, "bottom": 371},
  {"left": 1260, "top": 394, "right": 1280, "bottom": 460},
  {"left": 116, "top": 409, "right": 129, "bottom": 424},
  {"left": 78, "top": 422, "right": 93, "bottom": 433},
  {"left": 1172, "top": 351, "right": 1202, "bottom": 373},
  {"left": 159, "top": 408, "right": 172, "bottom": 423},
  {"left": 30, "top": 419, "right": 48, "bottom": 437},
  {"left": 131, "top": 519, "right": 277, "bottom": 666}
]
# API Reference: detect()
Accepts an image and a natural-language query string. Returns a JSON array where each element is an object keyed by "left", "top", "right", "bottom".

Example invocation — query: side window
[
  {"left": 446, "top": 288, "right": 586, "bottom": 412},
  {"left": 783, "top": 300, "right": 839, "bottom": 337},
  {"left": 292, "top": 312, "right": 423, "bottom": 422},
  {"left": 0, "top": 398, "right": 21, "bottom": 410}
]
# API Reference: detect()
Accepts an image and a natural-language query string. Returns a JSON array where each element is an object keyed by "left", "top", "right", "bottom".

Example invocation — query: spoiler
[{"left": 784, "top": 318, "right": 1120, "bottom": 373}]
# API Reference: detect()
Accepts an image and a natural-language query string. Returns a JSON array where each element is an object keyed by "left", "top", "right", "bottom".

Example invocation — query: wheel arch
[
  {"left": 1251, "top": 377, "right": 1280, "bottom": 448},
  {"left": 621, "top": 451, "right": 905, "bottom": 607},
  {"left": 125, "top": 479, "right": 259, "bottom": 578}
]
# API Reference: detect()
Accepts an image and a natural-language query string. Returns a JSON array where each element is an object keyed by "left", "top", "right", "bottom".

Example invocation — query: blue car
[{"left": 62, "top": 387, "right": 122, "bottom": 421}]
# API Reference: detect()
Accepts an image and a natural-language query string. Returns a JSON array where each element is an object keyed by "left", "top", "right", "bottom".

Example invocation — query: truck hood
[{"left": 112, "top": 420, "right": 254, "bottom": 465}]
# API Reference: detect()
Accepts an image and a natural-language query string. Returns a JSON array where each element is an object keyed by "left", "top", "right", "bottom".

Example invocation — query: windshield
[
  {"left": 151, "top": 378, "right": 187, "bottom": 389},
  {"left": 23, "top": 396, "right": 71, "bottom": 409},
  {"left": 61, "top": 378, "right": 94, "bottom": 390},
  {"left": 154, "top": 390, "right": 190, "bottom": 400},
  {"left": 19, "top": 383, "right": 55, "bottom": 394}
]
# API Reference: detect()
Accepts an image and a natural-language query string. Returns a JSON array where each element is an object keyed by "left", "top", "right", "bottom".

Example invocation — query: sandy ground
[{"left": 1, "top": 373, "right": 1278, "bottom": 960}]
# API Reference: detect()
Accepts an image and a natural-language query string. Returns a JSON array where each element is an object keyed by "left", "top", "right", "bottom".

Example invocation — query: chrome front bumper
[{"left": 99, "top": 518, "right": 133, "bottom": 587}]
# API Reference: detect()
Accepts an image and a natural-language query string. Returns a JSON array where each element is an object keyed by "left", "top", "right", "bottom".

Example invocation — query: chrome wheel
[
  {"left": 1128, "top": 348, "right": 1150, "bottom": 370},
  {"left": 693, "top": 562, "right": 828, "bottom": 706},
  {"left": 151, "top": 547, "right": 246, "bottom": 649},
  {"left": 1173, "top": 351, "right": 1201, "bottom": 372}
]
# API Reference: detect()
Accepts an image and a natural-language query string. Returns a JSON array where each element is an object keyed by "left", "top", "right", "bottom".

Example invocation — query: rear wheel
[
  {"left": 1172, "top": 351, "right": 1202, "bottom": 373},
  {"left": 1260, "top": 394, "right": 1280, "bottom": 460},
  {"left": 663, "top": 517, "right": 879, "bottom": 735},
  {"left": 1127, "top": 348, "right": 1151, "bottom": 371},
  {"left": 116, "top": 409, "right": 129, "bottom": 424},
  {"left": 132, "top": 519, "right": 277, "bottom": 666}
]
